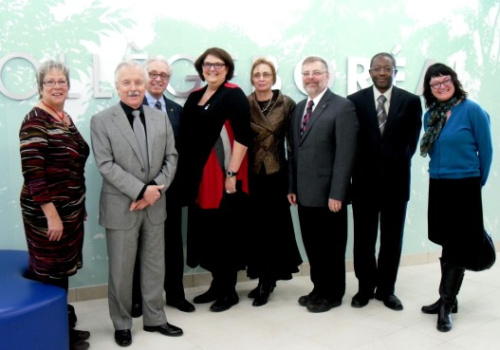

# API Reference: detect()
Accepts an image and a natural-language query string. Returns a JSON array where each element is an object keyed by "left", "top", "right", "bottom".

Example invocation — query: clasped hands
[{"left": 129, "top": 184, "right": 164, "bottom": 211}]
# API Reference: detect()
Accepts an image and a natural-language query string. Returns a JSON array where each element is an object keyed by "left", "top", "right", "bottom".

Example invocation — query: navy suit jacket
[
  {"left": 143, "top": 95, "right": 183, "bottom": 206},
  {"left": 143, "top": 95, "right": 183, "bottom": 141},
  {"left": 347, "top": 85, "right": 422, "bottom": 203}
]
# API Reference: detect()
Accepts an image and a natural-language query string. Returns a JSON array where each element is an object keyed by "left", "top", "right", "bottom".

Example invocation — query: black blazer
[{"left": 348, "top": 86, "right": 422, "bottom": 203}]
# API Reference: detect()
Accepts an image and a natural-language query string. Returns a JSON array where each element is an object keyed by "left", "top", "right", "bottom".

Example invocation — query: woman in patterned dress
[{"left": 19, "top": 60, "right": 90, "bottom": 350}]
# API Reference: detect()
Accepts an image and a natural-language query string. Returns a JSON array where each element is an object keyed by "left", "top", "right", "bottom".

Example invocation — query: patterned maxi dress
[{"left": 19, "top": 107, "right": 89, "bottom": 279}]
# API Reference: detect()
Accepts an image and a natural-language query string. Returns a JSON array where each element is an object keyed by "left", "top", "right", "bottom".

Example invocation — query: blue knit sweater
[{"left": 424, "top": 99, "right": 492, "bottom": 186}]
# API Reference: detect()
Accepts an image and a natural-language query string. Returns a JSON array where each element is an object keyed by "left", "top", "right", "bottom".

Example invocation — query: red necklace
[{"left": 41, "top": 101, "right": 65, "bottom": 121}]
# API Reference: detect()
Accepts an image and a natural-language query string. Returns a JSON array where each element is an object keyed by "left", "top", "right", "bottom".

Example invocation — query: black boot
[
  {"left": 422, "top": 259, "right": 461, "bottom": 314},
  {"left": 253, "top": 279, "right": 276, "bottom": 307},
  {"left": 437, "top": 263, "right": 465, "bottom": 332},
  {"left": 248, "top": 283, "right": 261, "bottom": 299}
]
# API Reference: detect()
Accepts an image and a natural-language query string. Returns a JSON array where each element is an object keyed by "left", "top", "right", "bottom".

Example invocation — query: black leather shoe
[
  {"left": 70, "top": 341, "right": 90, "bottom": 350},
  {"left": 298, "top": 292, "right": 318, "bottom": 307},
  {"left": 167, "top": 299, "right": 195, "bottom": 312},
  {"left": 307, "top": 298, "right": 342, "bottom": 313},
  {"left": 210, "top": 293, "right": 239, "bottom": 312},
  {"left": 131, "top": 303, "right": 142, "bottom": 318},
  {"left": 351, "top": 292, "right": 373, "bottom": 308},
  {"left": 70, "top": 329, "right": 91, "bottom": 343},
  {"left": 376, "top": 294, "right": 403, "bottom": 311},
  {"left": 193, "top": 289, "right": 219, "bottom": 304},
  {"left": 143, "top": 323, "right": 183, "bottom": 337},
  {"left": 114, "top": 330, "right": 132, "bottom": 347}
]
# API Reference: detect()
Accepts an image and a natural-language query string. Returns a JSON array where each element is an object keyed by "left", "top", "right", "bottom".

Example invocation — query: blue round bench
[{"left": 0, "top": 250, "right": 68, "bottom": 350}]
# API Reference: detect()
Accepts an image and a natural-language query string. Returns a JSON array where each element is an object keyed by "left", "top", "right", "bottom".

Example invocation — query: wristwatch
[{"left": 226, "top": 169, "right": 238, "bottom": 177}]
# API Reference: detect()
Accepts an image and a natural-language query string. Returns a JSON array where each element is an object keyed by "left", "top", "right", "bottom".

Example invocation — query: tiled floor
[{"left": 73, "top": 261, "right": 500, "bottom": 350}]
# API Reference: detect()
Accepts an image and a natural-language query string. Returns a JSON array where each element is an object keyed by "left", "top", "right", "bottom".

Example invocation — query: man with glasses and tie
[
  {"left": 347, "top": 52, "right": 422, "bottom": 311},
  {"left": 91, "top": 60, "right": 183, "bottom": 347},
  {"left": 130, "top": 56, "right": 195, "bottom": 317},
  {"left": 287, "top": 56, "right": 358, "bottom": 313}
]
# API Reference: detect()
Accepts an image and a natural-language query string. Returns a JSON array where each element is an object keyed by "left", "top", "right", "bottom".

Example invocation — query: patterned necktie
[
  {"left": 377, "top": 95, "right": 387, "bottom": 134},
  {"left": 301, "top": 100, "right": 314, "bottom": 137},
  {"left": 154, "top": 100, "right": 162, "bottom": 111},
  {"left": 132, "top": 110, "right": 149, "bottom": 176}
]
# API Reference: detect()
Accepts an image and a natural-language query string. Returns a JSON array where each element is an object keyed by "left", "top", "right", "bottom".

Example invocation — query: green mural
[{"left": 1, "top": 0, "right": 498, "bottom": 288}]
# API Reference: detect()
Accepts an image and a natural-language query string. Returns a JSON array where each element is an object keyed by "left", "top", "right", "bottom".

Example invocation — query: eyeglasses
[
  {"left": 203, "top": 62, "right": 225, "bottom": 70},
  {"left": 43, "top": 80, "right": 68, "bottom": 88},
  {"left": 429, "top": 78, "right": 453, "bottom": 90},
  {"left": 301, "top": 71, "right": 326, "bottom": 77},
  {"left": 369, "top": 67, "right": 396, "bottom": 74},
  {"left": 149, "top": 72, "right": 170, "bottom": 80},
  {"left": 252, "top": 72, "right": 273, "bottom": 79}
]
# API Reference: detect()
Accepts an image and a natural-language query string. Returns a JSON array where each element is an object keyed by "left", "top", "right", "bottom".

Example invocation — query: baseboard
[{"left": 68, "top": 250, "right": 448, "bottom": 303}]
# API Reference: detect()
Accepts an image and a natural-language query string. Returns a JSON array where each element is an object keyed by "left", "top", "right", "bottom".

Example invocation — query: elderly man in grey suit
[
  {"left": 91, "top": 60, "right": 182, "bottom": 347},
  {"left": 288, "top": 56, "right": 358, "bottom": 313}
]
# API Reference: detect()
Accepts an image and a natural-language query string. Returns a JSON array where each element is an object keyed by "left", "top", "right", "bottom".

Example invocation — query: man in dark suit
[
  {"left": 131, "top": 56, "right": 195, "bottom": 315},
  {"left": 288, "top": 56, "right": 358, "bottom": 313},
  {"left": 347, "top": 52, "right": 422, "bottom": 311},
  {"left": 91, "top": 60, "right": 183, "bottom": 347}
]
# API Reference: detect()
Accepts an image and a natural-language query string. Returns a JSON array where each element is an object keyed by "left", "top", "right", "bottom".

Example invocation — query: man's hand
[{"left": 143, "top": 184, "right": 165, "bottom": 206}]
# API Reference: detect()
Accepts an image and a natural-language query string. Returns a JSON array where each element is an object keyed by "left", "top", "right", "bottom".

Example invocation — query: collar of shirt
[
  {"left": 373, "top": 85, "right": 393, "bottom": 109},
  {"left": 120, "top": 101, "right": 145, "bottom": 128},
  {"left": 145, "top": 91, "right": 164, "bottom": 111},
  {"left": 305, "top": 88, "right": 328, "bottom": 115}
]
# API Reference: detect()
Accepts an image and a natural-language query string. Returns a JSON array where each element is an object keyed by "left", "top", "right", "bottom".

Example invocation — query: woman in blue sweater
[{"left": 420, "top": 63, "right": 493, "bottom": 332}]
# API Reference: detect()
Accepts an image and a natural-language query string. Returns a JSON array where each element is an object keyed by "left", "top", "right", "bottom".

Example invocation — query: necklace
[
  {"left": 41, "top": 101, "right": 65, "bottom": 122},
  {"left": 258, "top": 98, "right": 274, "bottom": 114}
]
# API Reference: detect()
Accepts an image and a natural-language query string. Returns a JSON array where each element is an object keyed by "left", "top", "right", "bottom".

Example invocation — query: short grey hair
[
  {"left": 114, "top": 60, "right": 146, "bottom": 84},
  {"left": 145, "top": 56, "right": 171, "bottom": 73},
  {"left": 302, "top": 56, "right": 329, "bottom": 72},
  {"left": 36, "top": 60, "right": 70, "bottom": 99}
]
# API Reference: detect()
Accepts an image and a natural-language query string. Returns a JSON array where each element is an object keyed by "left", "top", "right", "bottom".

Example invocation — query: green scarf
[{"left": 420, "top": 97, "right": 458, "bottom": 157}]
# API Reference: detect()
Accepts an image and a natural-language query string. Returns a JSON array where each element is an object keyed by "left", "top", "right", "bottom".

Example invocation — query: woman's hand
[
  {"left": 225, "top": 176, "right": 237, "bottom": 194},
  {"left": 41, "top": 202, "right": 64, "bottom": 241},
  {"left": 46, "top": 215, "right": 64, "bottom": 241}
]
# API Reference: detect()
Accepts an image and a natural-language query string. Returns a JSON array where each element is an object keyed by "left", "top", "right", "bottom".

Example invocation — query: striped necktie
[
  {"left": 300, "top": 100, "right": 314, "bottom": 137},
  {"left": 154, "top": 100, "right": 162, "bottom": 111},
  {"left": 377, "top": 95, "right": 387, "bottom": 134}
]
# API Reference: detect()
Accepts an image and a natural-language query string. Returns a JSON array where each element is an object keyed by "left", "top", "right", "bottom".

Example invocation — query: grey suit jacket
[
  {"left": 90, "top": 103, "right": 178, "bottom": 230},
  {"left": 288, "top": 89, "right": 358, "bottom": 207}
]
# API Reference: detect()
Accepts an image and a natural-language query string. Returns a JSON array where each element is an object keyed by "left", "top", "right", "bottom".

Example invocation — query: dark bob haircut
[
  {"left": 422, "top": 63, "right": 467, "bottom": 108},
  {"left": 194, "top": 47, "right": 235, "bottom": 82}
]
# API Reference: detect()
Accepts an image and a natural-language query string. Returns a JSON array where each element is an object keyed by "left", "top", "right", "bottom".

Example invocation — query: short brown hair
[{"left": 194, "top": 47, "right": 235, "bottom": 81}]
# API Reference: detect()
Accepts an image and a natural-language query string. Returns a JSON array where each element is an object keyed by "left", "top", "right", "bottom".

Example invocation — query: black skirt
[
  {"left": 246, "top": 169, "right": 302, "bottom": 280},
  {"left": 428, "top": 177, "right": 485, "bottom": 267}
]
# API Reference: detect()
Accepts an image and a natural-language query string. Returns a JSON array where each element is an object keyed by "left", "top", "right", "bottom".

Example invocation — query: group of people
[{"left": 18, "top": 48, "right": 492, "bottom": 349}]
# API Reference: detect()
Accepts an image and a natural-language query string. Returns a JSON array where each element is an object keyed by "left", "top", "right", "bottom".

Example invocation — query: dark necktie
[
  {"left": 132, "top": 110, "right": 149, "bottom": 176},
  {"left": 301, "top": 100, "right": 314, "bottom": 137},
  {"left": 154, "top": 100, "right": 162, "bottom": 111},
  {"left": 377, "top": 95, "right": 387, "bottom": 134}
]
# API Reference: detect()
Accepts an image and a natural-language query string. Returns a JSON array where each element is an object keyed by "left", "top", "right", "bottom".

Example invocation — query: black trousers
[
  {"left": 298, "top": 205, "right": 347, "bottom": 301},
  {"left": 132, "top": 204, "right": 186, "bottom": 306},
  {"left": 352, "top": 200, "right": 407, "bottom": 297}
]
